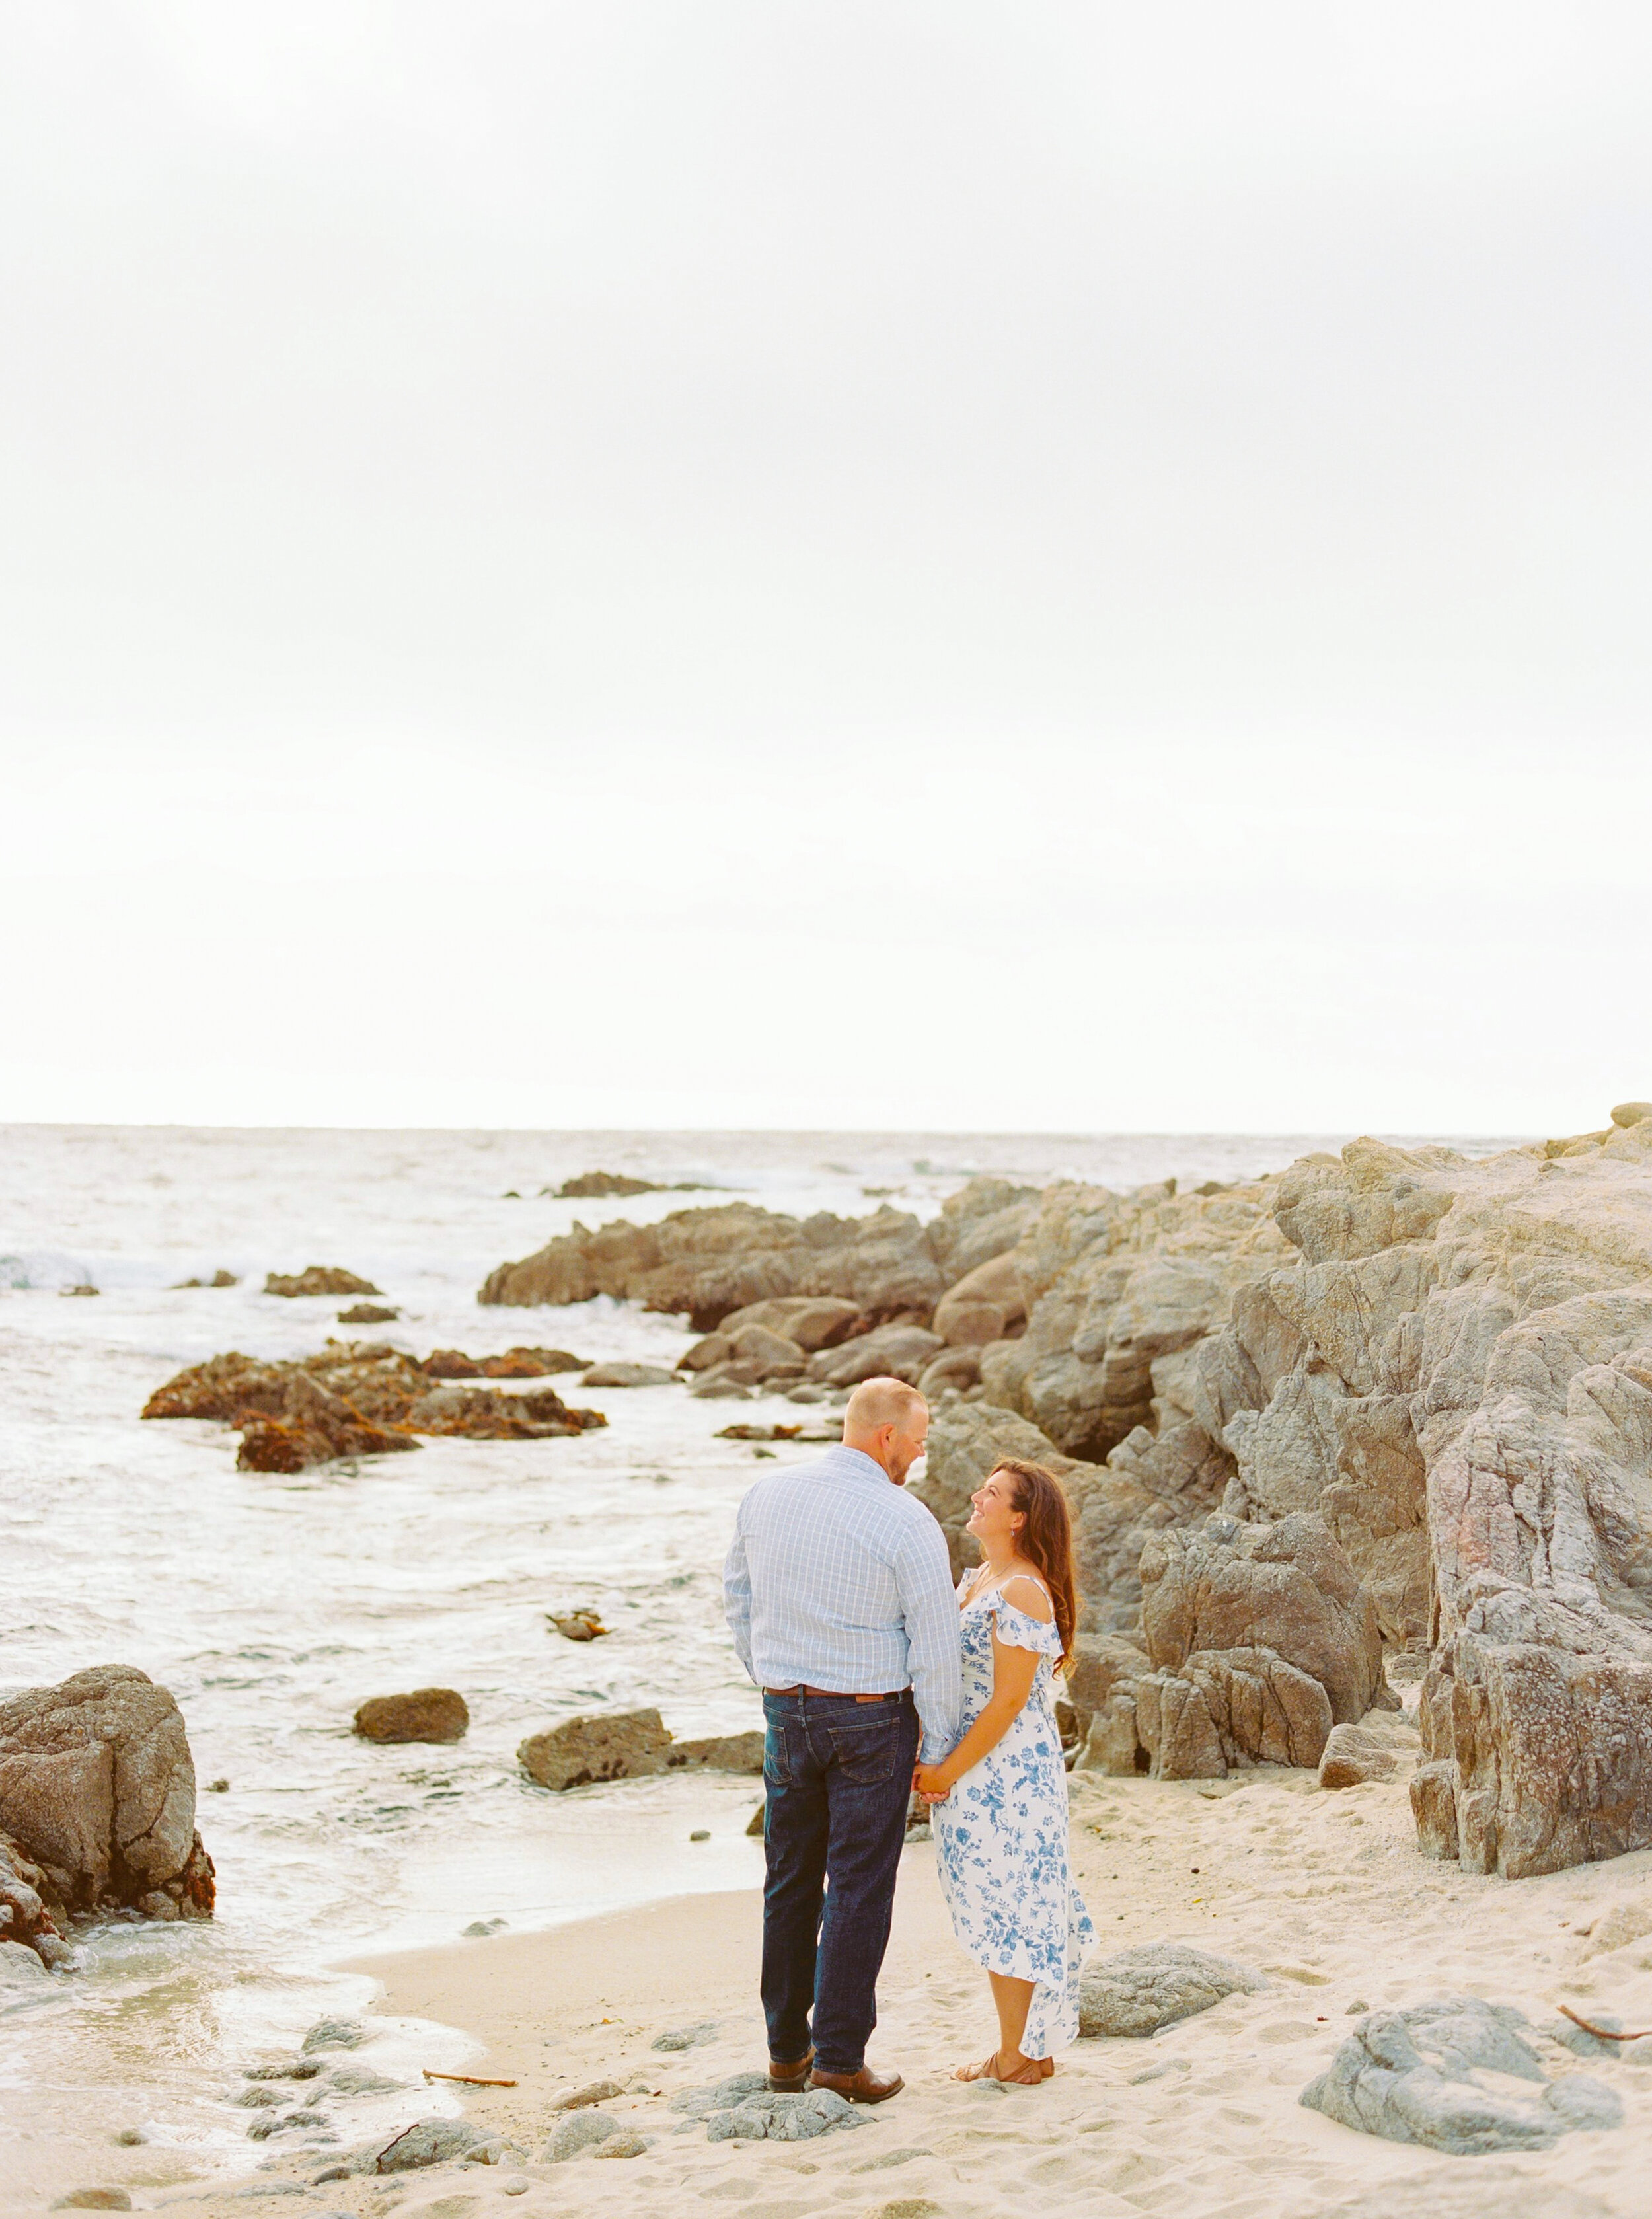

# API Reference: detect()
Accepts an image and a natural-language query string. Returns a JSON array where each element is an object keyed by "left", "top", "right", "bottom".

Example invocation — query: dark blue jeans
[{"left": 759, "top": 1689, "right": 920, "bottom": 2075}]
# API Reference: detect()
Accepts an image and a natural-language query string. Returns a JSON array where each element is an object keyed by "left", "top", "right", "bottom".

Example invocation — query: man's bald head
[{"left": 842, "top": 1377, "right": 929, "bottom": 1484}]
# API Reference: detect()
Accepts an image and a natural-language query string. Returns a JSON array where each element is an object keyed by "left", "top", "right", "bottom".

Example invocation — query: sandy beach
[{"left": 25, "top": 1732, "right": 1652, "bottom": 2219}]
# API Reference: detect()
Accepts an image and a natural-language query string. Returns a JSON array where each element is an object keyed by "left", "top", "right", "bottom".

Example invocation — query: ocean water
[{"left": 0, "top": 1123, "right": 1521, "bottom": 2174}]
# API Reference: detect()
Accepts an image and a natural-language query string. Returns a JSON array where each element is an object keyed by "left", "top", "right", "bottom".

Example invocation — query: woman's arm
[{"left": 913, "top": 1578, "right": 1054, "bottom": 1799}]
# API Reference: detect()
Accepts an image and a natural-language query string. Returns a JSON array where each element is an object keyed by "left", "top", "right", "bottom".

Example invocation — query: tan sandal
[{"left": 954, "top": 2049, "right": 1045, "bottom": 2086}]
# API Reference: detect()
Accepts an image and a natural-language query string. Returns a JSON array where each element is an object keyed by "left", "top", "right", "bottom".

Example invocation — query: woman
[{"left": 914, "top": 1457, "right": 1092, "bottom": 2084}]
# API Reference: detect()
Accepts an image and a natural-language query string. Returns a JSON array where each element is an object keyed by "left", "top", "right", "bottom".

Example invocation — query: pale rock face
[{"left": 1140, "top": 1514, "right": 1386, "bottom": 1727}]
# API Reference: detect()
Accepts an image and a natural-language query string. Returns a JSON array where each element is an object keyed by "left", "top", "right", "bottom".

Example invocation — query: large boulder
[
  {"left": 925, "top": 1178, "right": 1040, "bottom": 1282},
  {"left": 1300, "top": 1998, "right": 1621, "bottom": 2152},
  {"left": 714, "top": 1297, "right": 862, "bottom": 1352},
  {"left": 932, "top": 1252, "right": 1025, "bottom": 1347},
  {"left": 807, "top": 1323, "right": 943, "bottom": 1388},
  {"left": 1092, "top": 1512, "right": 1390, "bottom": 1778},
  {"left": 1141, "top": 1512, "right": 1386, "bottom": 1725},
  {"left": 0, "top": 1667, "right": 215, "bottom": 1923}
]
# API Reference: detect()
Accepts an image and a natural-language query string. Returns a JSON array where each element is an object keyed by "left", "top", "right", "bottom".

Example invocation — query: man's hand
[{"left": 913, "top": 1760, "right": 952, "bottom": 1804}]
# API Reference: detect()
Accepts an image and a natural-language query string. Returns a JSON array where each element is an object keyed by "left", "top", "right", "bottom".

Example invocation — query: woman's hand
[{"left": 913, "top": 1761, "right": 952, "bottom": 1803}]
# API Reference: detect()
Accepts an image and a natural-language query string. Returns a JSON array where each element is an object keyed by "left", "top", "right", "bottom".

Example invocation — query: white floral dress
[{"left": 932, "top": 1576, "right": 1094, "bottom": 2054}]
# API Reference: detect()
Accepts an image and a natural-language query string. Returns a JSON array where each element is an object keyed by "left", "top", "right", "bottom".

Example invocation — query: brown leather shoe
[
  {"left": 809, "top": 2063, "right": 903, "bottom": 2103},
  {"left": 767, "top": 2047, "right": 813, "bottom": 2093}
]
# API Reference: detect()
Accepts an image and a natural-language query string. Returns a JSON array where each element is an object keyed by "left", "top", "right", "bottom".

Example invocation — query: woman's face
[{"left": 965, "top": 1467, "right": 1024, "bottom": 1550}]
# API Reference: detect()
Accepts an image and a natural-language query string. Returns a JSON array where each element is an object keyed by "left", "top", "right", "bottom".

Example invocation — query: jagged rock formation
[
  {"left": 488, "top": 1117, "right": 1652, "bottom": 1875},
  {"left": 142, "top": 1341, "right": 607, "bottom": 1470},
  {"left": 920, "top": 1117, "right": 1652, "bottom": 1867},
  {"left": 0, "top": 1666, "right": 215, "bottom": 1932},
  {"left": 478, "top": 1176, "right": 1038, "bottom": 1333}
]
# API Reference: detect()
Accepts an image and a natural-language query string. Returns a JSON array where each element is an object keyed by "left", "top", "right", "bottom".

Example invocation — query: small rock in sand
[
  {"left": 353, "top": 1690, "right": 469, "bottom": 1745},
  {"left": 1078, "top": 1942, "right": 1267, "bottom": 2038},
  {"left": 51, "top": 2195, "right": 132, "bottom": 2211},
  {"left": 111, "top": 2130, "right": 146, "bottom": 2147},
  {"left": 374, "top": 2119, "right": 487, "bottom": 2171},
  {"left": 591, "top": 2132, "right": 649, "bottom": 2158},
  {"left": 652, "top": 2021, "right": 718, "bottom": 2052},
  {"left": 1581, "top": 1897, "right": 1652, "bottom": 1957},
  {"left": 553, "top": 2077, "right": 624, "bottom": 2110},
  {"left": 302, "top": 2019, "right": 367, "bottom": 2054},
  {"left": 1318, "top": 1721, "right": 1401, "bottom": 1789},
  {"left": 461, "top": 1918, "right": 507, "bottom": 1939},
  {"left": 689, "top": 1828, "right": 710, "bottom": 1842},
  {"left": 545, "top": 2112, "right": 621, "bottom": 2162},
  {"left": 706, "top": 2087, "right": 860, "bottom": 2142}
]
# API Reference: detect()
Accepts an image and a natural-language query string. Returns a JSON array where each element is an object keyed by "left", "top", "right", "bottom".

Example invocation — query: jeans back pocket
[{"left": 827, "top": 1713, "right": 901, "bottom": 1786}]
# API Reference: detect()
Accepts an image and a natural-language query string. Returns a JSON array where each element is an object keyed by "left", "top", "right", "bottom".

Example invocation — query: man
[{"left": 724, "top": 1375, "right": 961, "bottom": 2105}]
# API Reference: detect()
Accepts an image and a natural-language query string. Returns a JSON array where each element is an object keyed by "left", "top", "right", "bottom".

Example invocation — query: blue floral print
[{"left": 932, "top": 1579, "right": 1094, "bottom": 2054}]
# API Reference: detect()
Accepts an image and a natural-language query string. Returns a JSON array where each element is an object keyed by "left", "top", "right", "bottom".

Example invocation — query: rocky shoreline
[{"left": 476, "top": 1110, "right": 1652, "bottom": 1881}]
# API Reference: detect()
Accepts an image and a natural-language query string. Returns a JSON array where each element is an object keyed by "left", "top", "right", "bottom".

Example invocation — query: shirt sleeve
[
  {"left": 894, "top": 1512, "right": 963, "bottom": 1764},
  {"left": 723, "top": 1513, "right": 756, "bottom": 1686}
]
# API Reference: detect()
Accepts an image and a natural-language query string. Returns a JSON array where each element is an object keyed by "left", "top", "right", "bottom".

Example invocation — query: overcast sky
[{"left": 2, "top": 3, "right": 1648, "bottom": 1134}]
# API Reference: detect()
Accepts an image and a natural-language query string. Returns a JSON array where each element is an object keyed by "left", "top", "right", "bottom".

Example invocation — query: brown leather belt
[{"left": 765, "top": 1685, "right": 903, "bottom": 1702}]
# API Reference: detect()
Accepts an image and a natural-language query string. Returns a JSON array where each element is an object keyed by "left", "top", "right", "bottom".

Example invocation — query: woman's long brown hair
[{"left": 990, "top": 1457, "right": 1079, "bottom": 1673}]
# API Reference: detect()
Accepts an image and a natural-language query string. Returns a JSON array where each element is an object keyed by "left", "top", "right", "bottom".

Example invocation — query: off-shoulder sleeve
[{"left": 987, "top": 1595, "right": 1064, "bottom": 1657}]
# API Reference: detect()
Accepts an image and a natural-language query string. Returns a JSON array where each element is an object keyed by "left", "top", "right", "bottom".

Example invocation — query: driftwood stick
[
  {"left": 422, "top": 2068, "right": 519, "bottom": 2086},
  {"left": 1558, "top": 2004, "right": 1652, "bottom": 2043}
]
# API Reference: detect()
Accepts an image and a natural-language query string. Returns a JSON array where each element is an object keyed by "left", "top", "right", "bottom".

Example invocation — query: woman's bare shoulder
[{"left": 998, "top": 1571, "right": 1054, "bottom": 1622}]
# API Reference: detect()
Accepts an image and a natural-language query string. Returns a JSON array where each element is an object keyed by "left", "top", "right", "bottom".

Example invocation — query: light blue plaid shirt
[{"left": 724, "top": 1445, "right": 963, "bottom": 1764}]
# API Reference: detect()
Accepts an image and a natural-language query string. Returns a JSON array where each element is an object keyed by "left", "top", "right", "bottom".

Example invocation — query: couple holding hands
[{"left": 724, "top": 1375, "right": 1092, "bottom": 2100}]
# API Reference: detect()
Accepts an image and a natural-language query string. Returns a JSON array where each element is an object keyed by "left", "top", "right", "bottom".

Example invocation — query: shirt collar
[{"left": 823, "top": 1445, "right": 895, "bottom": 1487}]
